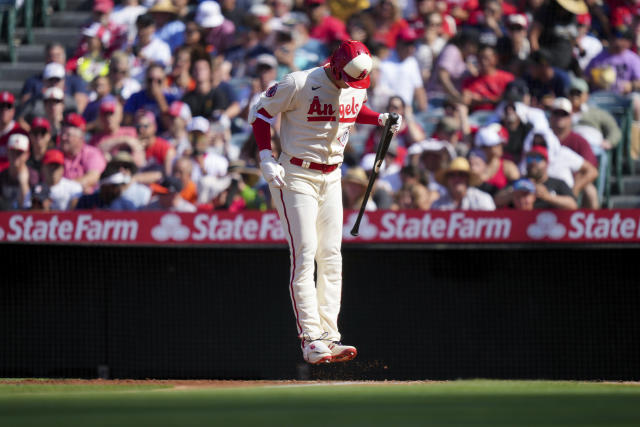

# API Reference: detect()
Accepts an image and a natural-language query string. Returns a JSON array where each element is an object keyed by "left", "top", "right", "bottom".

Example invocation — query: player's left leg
[{"left": 315, "top": 171, "right": 357, "bottom": 363}]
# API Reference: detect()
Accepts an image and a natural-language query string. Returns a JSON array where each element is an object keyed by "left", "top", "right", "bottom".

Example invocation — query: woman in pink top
[
  {"left": 473, "top": 123, "right": 520, "bottom": 196},
  {"left": 60, "top": 113, "right": 107, "bottom": 193}
]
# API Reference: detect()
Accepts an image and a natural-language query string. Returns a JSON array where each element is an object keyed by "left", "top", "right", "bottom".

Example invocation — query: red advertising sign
[{"left": 1, "top": 210, "right": 640, "bottom": 245}]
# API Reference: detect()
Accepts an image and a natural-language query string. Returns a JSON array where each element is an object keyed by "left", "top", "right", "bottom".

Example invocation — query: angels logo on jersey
[
  {"left": 266, "top": 84, "right": 278, "bottom": 97},
  {"left": 307, "top": 96, "right": 336, "bottom": 122},
  {"left": 339, "top": 97, "right": 361, "bottom": 123}
]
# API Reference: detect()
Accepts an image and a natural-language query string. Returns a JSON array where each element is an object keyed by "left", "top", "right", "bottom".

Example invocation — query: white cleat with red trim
[
  {"left": 327, "top": 341, "right": 357, "bottom": 363},
  {"left": 301, "top": 338, "right": 332, "bottom": 364}
]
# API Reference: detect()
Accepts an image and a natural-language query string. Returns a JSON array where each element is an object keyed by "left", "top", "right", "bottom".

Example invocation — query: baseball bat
[{"left": 350, "top": 112, "right": 399, "bottom": 237}]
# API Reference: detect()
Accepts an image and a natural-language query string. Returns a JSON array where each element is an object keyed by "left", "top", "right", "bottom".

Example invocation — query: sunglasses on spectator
[
  {"left": 568, "top": 89, "right": 582, "bottom": 97},
  {"left": 428, "top": 20, "right": 442, "bottom": 27},
  {"left": 46, "top": 77, "right": 62, "bottom": 84},
  {"left": 551, "top": 110, "right": 570, "bottom": 117},
  {"left": 526, "top": 154, "right": 546, "bottom": 163},
  {"left": 508, "top": 24, "right": 525, "bottom": 31},
  {"left": 44, "top": 99, "right": 63, "bottom": 104},
  {"left": 447, "top": 171, "right": 469, "bottom": 179},
  {"left": 0, "top": 102, "right": 14, "bottom": 109},
  {"left": 147, "top": 78, "right": 163, "bottom": 84},
  {"left": 111, "top": 68, "right": 128, "bottom": 75},
  {"left": 30, "top": 129, "right": 49, "bottom": 136}
]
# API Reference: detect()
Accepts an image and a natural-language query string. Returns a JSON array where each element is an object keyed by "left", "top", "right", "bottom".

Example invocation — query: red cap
[
  {"left": 99, "top": 99, "right": 117, "bottom": 114},
  {"left": 31, "top": 117, "right": 51, "bottom": 131},
  {"left": 64, "top": 113, "right": 86, "bottom": 131},
  {"left": 93, "top": 0, "right": 114, "bottom": 13},
  {"left": 529, "top": 145, "right": 548, "bottom": 161},
  {"left": 0, "top": 91, "right": 15, "bottom": 104},
  {"left": 43, "top": 149, "right": 65, "bottom": 165},
  {"left": 330, "top": 40, "right": 373, "bottom": 89},
  {"left": 576, "top": 13, "right": 591, "bottom": 26},
  {"left": 396, "top": 27, "right": 418, "bottom": 43}
]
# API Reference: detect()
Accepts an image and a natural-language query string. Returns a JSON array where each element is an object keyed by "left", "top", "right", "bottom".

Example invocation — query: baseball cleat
[
  {"left": 301, "top": 338, "right": 332, "bottom": 364},
  {"left": 328, "top": 342, "right": 357, "bottom": 363}
]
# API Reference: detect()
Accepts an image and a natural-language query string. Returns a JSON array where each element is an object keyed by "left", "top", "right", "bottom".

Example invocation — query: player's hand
[
  {"left": 259, "top": 150, "right": 286, "bottom": 188},
  {"left": 378, "top": 113, "right": 403, "bottom": 134}
]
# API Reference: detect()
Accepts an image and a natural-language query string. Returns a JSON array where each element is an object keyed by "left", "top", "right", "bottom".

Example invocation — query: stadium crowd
[{"left": 0, "top": 0, "right": 637, "bottom": 212}]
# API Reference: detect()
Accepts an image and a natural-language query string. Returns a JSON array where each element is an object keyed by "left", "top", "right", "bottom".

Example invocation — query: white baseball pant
[{"left": 269, "top": 153, "right": 344, "bottom": 342}]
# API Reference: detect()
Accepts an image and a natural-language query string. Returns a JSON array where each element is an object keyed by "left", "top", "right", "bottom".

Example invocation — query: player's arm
[
  {"left": 356, "top": 103, "right": 402, "bottom": 133},
  {"left": 251, "top": 107, "right": 285, "bottom": 188}
]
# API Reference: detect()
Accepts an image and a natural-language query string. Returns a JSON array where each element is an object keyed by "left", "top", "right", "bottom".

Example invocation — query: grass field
[{"left": 1, "top": 379, "right": 639, "bottom": 426}]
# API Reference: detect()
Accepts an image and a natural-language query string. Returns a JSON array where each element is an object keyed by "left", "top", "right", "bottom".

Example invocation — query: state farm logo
[
  {"left": 527, "top": 212, "right": 566, "bottom": 240},
  {"left": 152, "top": 214, "right": 190, "bottom": 242},
  {"left": 343, "top": 213, "right": 377, "bottom": 240}
]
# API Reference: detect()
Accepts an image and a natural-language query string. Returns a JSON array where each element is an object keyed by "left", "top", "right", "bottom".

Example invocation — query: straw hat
[
  {"left": 149, "top": 0, "right": 179, "bottom": 14},
  {"left": 555, "top": 0, "right": 587, "bottom": 15},
  {"left": 436, "top": 157, "right": 482, "bottom": 186},
  {"left": 342, "top": 167, "right": 369, "bottom": 186}
]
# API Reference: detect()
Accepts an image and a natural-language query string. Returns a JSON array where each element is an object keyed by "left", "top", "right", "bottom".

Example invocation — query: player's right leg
[{"left": 270, "top": 185, "right": 330, "bottom": 364}]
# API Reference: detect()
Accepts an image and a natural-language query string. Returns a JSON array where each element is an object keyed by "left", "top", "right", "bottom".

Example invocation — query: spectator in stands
[
  {"left": 520, "top": 127, "right": 598, "bottom": 206},
  {"left": 109, "top": 0, "right": 147, "bottom": 46},
  {"left": 342, "top": 166, "right": 376, "bottom": 211},
  {"left": 360, "top": 0, "right": 408, "bottom": 49},
  {"left": 75, "top": 167, "right": 137, "bottom": 210},
  {"left": 306, "top": 0, "right": 350, "bottom": 45},
  {"left": 105, "top": 151, "right": 151, "bottom": 208},
  {"left": 427, "top": 29, "right": 479, "bottom": 104},
  {"left": 469, "top": 0, "right": 505, "bottom": 47},
  {"left": 108, "top": 51, "right": 141, "bottom": 102},
  {"left": 183, "top": 57, "right": 240, "bottom": 127},
  {"left": 414, "top": 11, "right": 448, "bottom": 86},
  {"left": 172, "top": 156, "right": 198, "bottom": 205},
  {"left": 408, "top": 138, "right": 456, "bottom": 198},
  {"left": 509, "top": 178, "right": 537, "bottom": 210},
  {"left": 392, "top": 182, "right": 435, "bottom": 210},
  {"left": 167, "top": 46, "right": 195, "bottom": 98},
  {"left": 0, "top": 134, "right": 39, "bottom": 210},
  {"left": 60, "top": 114, "right": 107, "bottom": 194},
  {"left": 18, "top": 63, "right": 78, "bottom": 130},
  {"left": 19, "top": 43, "right": 89, "bottom": 113},
  {"left": 473, "top": 123, "right": 521, "bottom": 196},
  {"left": 130, "top": 13, "right": 172, "bottom": 79},
  {"left": 195, "top": 1, "right": 236, "bottom": 55},
  {"left": 585, "top": 29, "right": 640, "bottom": 96},
  {"left": 462, "top": 44, "right": 515, "bottom": 112},
  {"left": 82, "top": 78, "right": 114, "bottom": 125},
  {"left": 90, "top": 98, "right": 139, "bottom": 156},
  {"left": 40, "top": 149, "right": 83, "bottom": 211},
  {"left": 567, "top": 77, "right": 622, "bottom": 154},
  {"left": 75, "top": 23, "right": 111, "bottom": 84},
  {"left": 524, "top": 49, "right": 571, "bottom": 109},
  {"left": 0, "top": 91, "right": 28, "bottom": 172},
  {"left": 29, "top": 183, "right": 53, "bottom": 212},
  {"left": 431, "top": 157, "right": 496, "bottom": 210},
  {"left": 243, "top": 54, "right": 279, "bottom": 120},
  {"left": 549, "top": 97, "right": 600, "bottom": 208},
  {"left": 497, "top": 13, "right": 531, "bottom": 76},
  {"left": 124, "top": 63, "right": 177, "bottom": 131},
  {"left": 574, "top": 13, "right": 603, "bottom": 72},
  {"left": 163, "top": 101, "right": 192, "bottom": 157},
  {"left": 364, "top": 96, "right": 425, "bottom": 154},
  {"left": 26, "top": 117, "right": 54, "bottom": 173},
  {"left": 149, "top": 0, "right": 186, "bottom": 52},
  {"left": 379, "top": 27, "right": 427, "bottom": 112},
  {"left": 496, "top": 145, "right": 578, "bottom": 209},
  {"left": 134, "top": 109, "right": 176, "bottom": 180},
  {"left": 145, "top": 175, "right": 196, "bottom": 211},
  {"left": 529, "top": 0, "right": 587, "bottom": 70}
]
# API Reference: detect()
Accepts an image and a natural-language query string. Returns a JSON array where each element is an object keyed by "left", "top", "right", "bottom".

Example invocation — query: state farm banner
[{"left": 1, "top": 210, "right": 640, "bottom": 245}]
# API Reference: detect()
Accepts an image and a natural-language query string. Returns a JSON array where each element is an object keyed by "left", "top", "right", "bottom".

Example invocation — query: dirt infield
[{"left": 0, "top": 379, "right": 436, "bottom": 389}]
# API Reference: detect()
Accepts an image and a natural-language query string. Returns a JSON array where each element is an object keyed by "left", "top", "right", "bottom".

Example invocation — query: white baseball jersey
[{"left": 251, "top": 66, "right": 368, "bottom": 165}]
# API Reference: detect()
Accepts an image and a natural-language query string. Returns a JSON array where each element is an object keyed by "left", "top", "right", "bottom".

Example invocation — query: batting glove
[
  {"left": 378, "top": 113, "right": 403, "bottom": 134},
  {"left": 259, "top": 150, "right": 286, "bottom": 188}
]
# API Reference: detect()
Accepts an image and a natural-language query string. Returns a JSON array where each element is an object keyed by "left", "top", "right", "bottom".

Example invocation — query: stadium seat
[{"left": 587, "top": 91, "right": 632, "bottom": 196}]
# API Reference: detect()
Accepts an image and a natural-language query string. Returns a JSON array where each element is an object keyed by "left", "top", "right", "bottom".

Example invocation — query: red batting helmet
[{"left": 329, "top": 40, "right": 373, "bottom": 89}]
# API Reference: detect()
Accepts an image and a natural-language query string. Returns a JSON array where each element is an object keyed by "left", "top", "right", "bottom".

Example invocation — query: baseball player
[{"left": 250, "top": 40, "right": 402, "bottom": 364}]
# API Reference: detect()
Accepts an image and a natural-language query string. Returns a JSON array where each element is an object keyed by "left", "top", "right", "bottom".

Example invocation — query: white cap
[
  {"left": 551, "top": 97, "right": 573, "bottom": 115},
  {"left": 255, "top": 53, "right": 278, "bottom": 69},
  {"left": 44, "top": 87, "right": 64, "bottom": 101},
  {"left": 187, "top": 116, "right": 210, "bottom": 133},
  {"left": 360, "top": 152, "right": 385, "bottom": 171},
  {"left": 100, "top": 172, "right": 131, "bottom": 186},
  {"left": 8, "top": 133, "right": 29, "bottom": 152},
  {"left": 195, "top": 1, "right": 224, "bottom": 28},
  {"left": 474, "top": 123, "right": 509, "bottom": 147},
  {"left": 507, "top": 13, "right": 528, "bottom": 28},
  {"left": 43, "top": 62, "right": 66, "bottom": 80}
]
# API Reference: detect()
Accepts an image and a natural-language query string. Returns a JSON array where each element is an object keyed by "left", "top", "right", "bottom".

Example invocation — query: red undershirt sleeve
[
  {"left": 355, "top": 103, "right": 380, "bottom": 125},
  {"left": 252, "top": 108, "right": 273, "bottom": 151}
]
